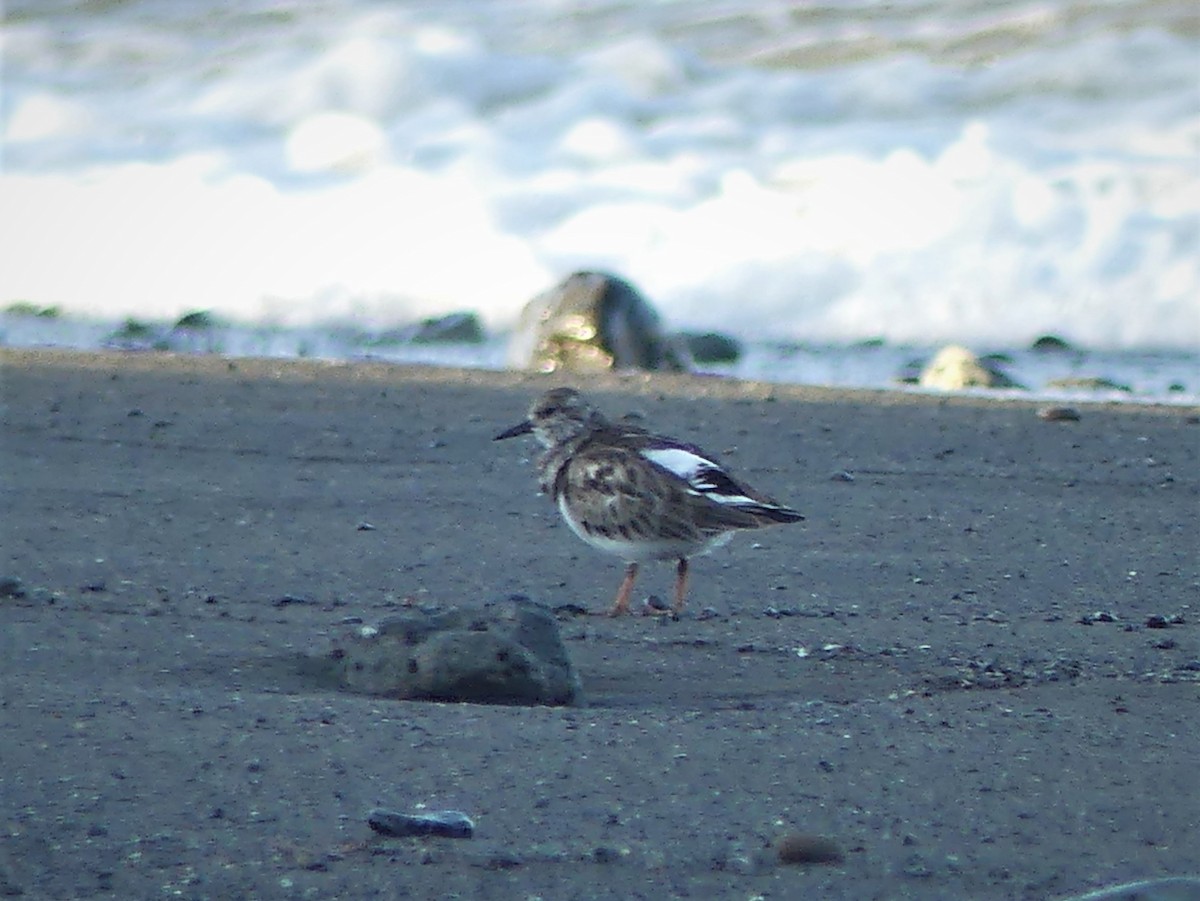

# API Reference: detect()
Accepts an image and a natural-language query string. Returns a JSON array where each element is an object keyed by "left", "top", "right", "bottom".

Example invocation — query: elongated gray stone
[
  {"left": 1054, "top": 876, "right": 1200, "bottom": 901},
  {"left": 367, "top": 808, "right": 475, "bottom": 839}
]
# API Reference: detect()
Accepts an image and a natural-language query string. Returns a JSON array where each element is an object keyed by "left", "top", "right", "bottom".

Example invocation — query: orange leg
[
  {"left": 672, "top": 558, "right": 689, "bottom": 613},
  {"left": 608, "top": 562, "right": 639, "bottom": 616}
]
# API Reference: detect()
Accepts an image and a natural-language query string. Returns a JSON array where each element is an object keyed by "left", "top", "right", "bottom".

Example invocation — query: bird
[{"left": 494, "top": 387, "right": 803, "bottom": 616}]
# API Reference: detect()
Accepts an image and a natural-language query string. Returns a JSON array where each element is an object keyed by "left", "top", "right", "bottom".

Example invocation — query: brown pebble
[
  {"left": 776, "top": 833, "right": 844, "bottom": 865},
  {"left": 1037, "top": 405, "right": 1081, "bottom": 422}
]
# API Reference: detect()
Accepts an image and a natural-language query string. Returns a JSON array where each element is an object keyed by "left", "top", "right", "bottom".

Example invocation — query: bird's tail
[{"left": 749, "top": 503, "right": 804, "bottom": 525}]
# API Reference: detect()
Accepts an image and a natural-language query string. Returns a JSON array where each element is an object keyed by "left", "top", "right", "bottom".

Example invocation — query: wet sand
[{"left": 1, "top": 348, "right": 1197, "bottom": 900}]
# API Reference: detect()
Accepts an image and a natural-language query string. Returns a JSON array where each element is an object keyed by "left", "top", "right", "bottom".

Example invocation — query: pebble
[
  {"left": 367, "top": 808, "right": 475, "bottom": 839},
  {"left": 273, "top": 594, "right": 313, "bottom": 607},
  {"left": 776, "top": 833, "right": 844, "bottom": 866},
  {"left": 0, "top": 576, "right": 25, "bottom": 599},
  {"left": 1038, "top": 405, "right": 1082, "bottom": 422},
  {"left": 592, "top": 845, "right": 623, "bottom": 864}
]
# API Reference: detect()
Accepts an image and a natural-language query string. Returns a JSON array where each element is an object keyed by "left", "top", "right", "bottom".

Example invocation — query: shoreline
[
  {"left": 5, "top": 345, "right": 1198, "bottom": 413},
  {"left": 2, "top": 347, "right": 1197, "bottom": 899}
]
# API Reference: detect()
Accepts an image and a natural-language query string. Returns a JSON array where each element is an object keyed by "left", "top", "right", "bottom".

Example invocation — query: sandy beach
[{"left": 1, "top": 348, "right": 1197, "bottom": 900}]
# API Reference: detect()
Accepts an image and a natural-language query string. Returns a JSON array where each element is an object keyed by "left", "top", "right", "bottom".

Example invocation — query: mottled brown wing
[{"left": 560, "top": 445, "right": 765, "bottom": 543}]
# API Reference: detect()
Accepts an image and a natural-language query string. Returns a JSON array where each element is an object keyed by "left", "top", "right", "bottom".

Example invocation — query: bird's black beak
[{"left": 494, "top": 420, "right": 533, "bottom": 441}]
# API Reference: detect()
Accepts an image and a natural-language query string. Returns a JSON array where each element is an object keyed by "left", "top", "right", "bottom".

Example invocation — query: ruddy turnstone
[{"left": 494, "top": 387, "right": 803, "bottom": 615}]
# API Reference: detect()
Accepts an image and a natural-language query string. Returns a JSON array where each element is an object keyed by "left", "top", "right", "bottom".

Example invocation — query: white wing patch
[
  {"left": 640, "top": 447, "right": 758, "bottom": 507},
  {"left": 641, "top": 447, "right": 710, "bottom": 481}
]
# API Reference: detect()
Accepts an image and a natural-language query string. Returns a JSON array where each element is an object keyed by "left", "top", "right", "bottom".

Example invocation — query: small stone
[
  {"left": 1038, "top": 406, "right": 1081, "bottom": 422},
  {"left": 1145, "top": 615, "right": 1170, "bottom": 629},
  {"left": 644, "top": 594, "right": 671, "bottom": 613},
  {"left": 482, "top": 851, "right": 523, "bottom": 870},
  {"left": 830, "top": 470, "right": 855, "bottom": 482},
  {"left": 715, "top": 841, "right": 761, "bottom": 875},
  {"left": 274, "top": 595, "right": 313, "bottom": 607},
  {"left": 0, "top": 577, "right": 25, "bottom": 599},
  {"left": 592, "top": 846, "right": 623, "bottom": 864},
  {"left": 367, "top": 808, "right": 474, "bottom": 839},
  {"left": 776, "top": 833, "right": 844, "bottom": 866},
  {"left": 901, "top": 853, "right": 934, "bottom": 878},
  {"left": 356, "top": 521, "right": 376, "bottom": 531}
]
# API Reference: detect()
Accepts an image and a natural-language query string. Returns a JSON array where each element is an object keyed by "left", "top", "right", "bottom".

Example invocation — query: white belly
[{"left": 557, "top": 494, "right": 732, "bottom": 561}]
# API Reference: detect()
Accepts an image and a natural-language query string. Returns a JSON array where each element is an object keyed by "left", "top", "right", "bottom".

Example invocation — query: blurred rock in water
[
  {"left": 408, "top": 312, "right": 486, "bottom": 344},
  {"left": 682, "top": 331, "right": 742, "bottom": 364},
  {"left": 508, "top": 271, "right": 690, "bottom": 374},
  {"left": 918, "top": 345, "right": 1024, "bottom": 390}
]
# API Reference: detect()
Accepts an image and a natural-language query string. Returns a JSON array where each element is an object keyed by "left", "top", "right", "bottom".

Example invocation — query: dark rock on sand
[
  {"left": 918, "top": 345, "right": 1024, "bottom": 390},
  {"left": 367, "top": 808, "right": 475, "bottom": 838},
  {"left": 1038, "top": 405, "right": 1082, "bottom": 422},
  {"left": 508, "top": 271, "right": 690, "bottom": 374},
  {"left": 0, "top": 576, "right": 25, "bottom": 599},
  {"left": 682, "top": 331, "right": 742, "bottom": 364},
  {"left": 329, "top": 596, "right": 583, "bottom": 706},
  {"left": 776, "top": 833, "right": 845, "bottom": 866}
]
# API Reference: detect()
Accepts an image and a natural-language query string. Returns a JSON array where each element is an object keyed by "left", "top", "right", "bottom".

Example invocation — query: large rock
[
  {"left": 918, "top": 345, "right": 1023, "bottom": 390},
  {"left": 329, "top": 596, "right": 583, "bottom": 706},
  {"left": 508, "top": 271, "right": 690, "bottom": 374}
]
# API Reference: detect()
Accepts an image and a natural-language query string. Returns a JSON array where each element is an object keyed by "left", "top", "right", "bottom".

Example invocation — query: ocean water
[{"left": 2, "top": 0, "right": 1198, "bottom": 398}]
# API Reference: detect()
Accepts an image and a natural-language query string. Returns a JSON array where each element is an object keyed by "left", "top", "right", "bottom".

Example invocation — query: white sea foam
[{"left": 1, "top": 0, "right": 1197, "bottom": 353}]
